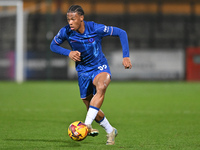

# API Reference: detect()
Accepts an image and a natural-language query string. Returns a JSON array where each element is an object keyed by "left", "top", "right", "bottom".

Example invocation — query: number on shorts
[{"left": 98, "top": 65, "right": 107, "bottom": 71}]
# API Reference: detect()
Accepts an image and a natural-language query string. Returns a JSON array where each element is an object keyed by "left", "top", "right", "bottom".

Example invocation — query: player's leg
[
  {"left": 84, "top": 72, "right": 110, "bottom": 125},
  {"left": 82, "top": 93, "right": 107, "bottom": 137},
  {"left": 84, "top": 72, "right": 118, "bottom": 145},
  {"left": 91, "top": 72, "right": 110, "bottom": 108},
  {"left": 93, "top": 73, "right": 118, "bottom": 145},
  {"left": 83, "top": 96, "right": 108, "bottom": 126},
  {"left": 82, "top": 94, "right": 105, "bottom": 121},
  {"left": 78, "top": 72, "right": 98, "bottom": 136},
  {"left": 82, "top": 94, "right": 99, "bottom": 137},
  {"left": 83, "top": 94, "right": 116, "bottom": 141}
]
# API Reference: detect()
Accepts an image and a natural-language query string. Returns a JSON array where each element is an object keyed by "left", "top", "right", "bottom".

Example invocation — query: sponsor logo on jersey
[{"left": 103, "top": 26, "right": 109, "bottom": 33}]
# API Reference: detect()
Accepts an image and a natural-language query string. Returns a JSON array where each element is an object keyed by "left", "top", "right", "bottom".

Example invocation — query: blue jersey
[{"left": 50, "top": 21, "right": 129, "bottom": 73}]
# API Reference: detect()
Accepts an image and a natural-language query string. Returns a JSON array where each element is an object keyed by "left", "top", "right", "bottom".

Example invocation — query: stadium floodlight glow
[{"left": 0, "top": 0, "right": 24, "bottom": 83}]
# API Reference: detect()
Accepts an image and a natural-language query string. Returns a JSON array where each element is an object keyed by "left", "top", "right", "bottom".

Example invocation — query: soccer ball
[{"left": 68, "top": 121, "right": 88, "bottom": 141}]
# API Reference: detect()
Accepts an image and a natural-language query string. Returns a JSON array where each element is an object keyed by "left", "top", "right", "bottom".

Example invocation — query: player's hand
[
  {"left": 122, "top": 57, "right": 132, "bottom": 69},
  {"left": 69, "top": 51, "right": 81, "bottom": 62}
]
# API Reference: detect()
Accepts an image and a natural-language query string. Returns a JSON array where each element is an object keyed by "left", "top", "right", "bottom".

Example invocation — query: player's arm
[
  {"left": 111, "top": 27, "right": 132, "bottom": 69},
  {"left": 50, "top": 40, "right": 71, "bottom": 56},
  {"left": 50, "top": 40, "right": 81, "bottom": 61},
  {"left": 50, "top": 28, "right": 81, "bottom": 61},
  {"left": 96, "top": 23, "right": 132, "bottom": 69}
]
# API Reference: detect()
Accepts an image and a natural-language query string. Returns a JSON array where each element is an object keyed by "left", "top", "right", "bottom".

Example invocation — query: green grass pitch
[{"left": 0, "top": 81, "right": 200, "bottom": 150}]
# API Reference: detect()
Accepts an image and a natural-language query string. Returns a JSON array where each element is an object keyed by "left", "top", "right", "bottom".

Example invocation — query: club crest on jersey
[
  {"left": 88, "top": 38, "right": 95, "bottom": 43},
  {"left": 103, "top": 26, "right": 109, "bottom": 33}
]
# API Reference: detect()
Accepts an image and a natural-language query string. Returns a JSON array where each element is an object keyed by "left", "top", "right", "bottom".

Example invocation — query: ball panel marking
[{"left": 68, "top": 121, "right": 88, "bottom": 141}]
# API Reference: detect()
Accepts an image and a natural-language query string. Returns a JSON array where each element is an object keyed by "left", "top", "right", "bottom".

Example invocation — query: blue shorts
[{"left": 78, "top": 65, "right": 111, "bottom": 99}]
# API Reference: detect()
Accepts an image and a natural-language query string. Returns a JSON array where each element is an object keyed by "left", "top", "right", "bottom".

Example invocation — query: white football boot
[{"left": 106, "top": 127, "right": 118, "bottom": 145}]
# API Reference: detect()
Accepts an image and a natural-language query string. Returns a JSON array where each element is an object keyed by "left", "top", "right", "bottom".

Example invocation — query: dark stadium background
[{"left": 0, "top": 0, "right": 200, "bottom": 81}]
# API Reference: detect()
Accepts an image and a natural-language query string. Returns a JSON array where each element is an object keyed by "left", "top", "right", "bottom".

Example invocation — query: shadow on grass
[
  {"left": 4, "top": 138, "right": 83, "bottom": 147},
  {"left": 18, "top": 119, "right": 68, "bottom": 124}
]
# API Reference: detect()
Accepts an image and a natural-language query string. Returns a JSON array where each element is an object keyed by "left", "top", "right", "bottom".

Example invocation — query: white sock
[
  {"left": 84, "top": 106, "right": 99, "bottom": 125},
  {"left": 99, "top": 117, "right": 113, "bottom": 134}
]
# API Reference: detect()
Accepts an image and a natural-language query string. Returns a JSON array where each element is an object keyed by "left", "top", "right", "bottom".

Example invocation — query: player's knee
[{"left": 97, "top": 82, "right": 107, "bottom": 92}]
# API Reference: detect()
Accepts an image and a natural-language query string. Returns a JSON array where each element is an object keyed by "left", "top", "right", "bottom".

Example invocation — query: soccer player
[{"left": 50, "top": 5, "right": 132, "bottom": 145}]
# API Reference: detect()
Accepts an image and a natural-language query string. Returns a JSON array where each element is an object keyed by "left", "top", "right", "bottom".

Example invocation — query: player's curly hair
[{"left": 67, "top": 5, "right": 84, "bottom": 16}]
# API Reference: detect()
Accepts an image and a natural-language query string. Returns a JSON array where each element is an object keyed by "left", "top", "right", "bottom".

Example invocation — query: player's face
[{"left": 67, "top": 12, "right": 84, "bottom": 32}]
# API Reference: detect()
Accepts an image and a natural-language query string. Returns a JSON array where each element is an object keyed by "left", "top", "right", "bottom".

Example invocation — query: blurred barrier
[
  {"left": 186, "top": 48, "right": 200, "bottom": 81},
  {"left": 25, "top": 51, "right": 69, "bottom": 80},
  {"left": 0, "top": 51, "right": 15, "bottom": 80},
  {"left": 110, "top": 49, "right": 185, "bottom": 80}
]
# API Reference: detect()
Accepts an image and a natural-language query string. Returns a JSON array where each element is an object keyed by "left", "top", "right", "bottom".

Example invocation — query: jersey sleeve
[
  {"left": 112, "top": 27, "right": 130, "bottom": 58},
  {"left": 94, "top": 23, "right": 114, "bottom": 37},
  {"left": 53, "top": 27, "right": 67, "bottom": 45},
  {"left": 50, "top": 27, "right": 71, "bottom": 56},
  {"left": 95, "top": 23, "right": 130, "bottom": 58}
]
